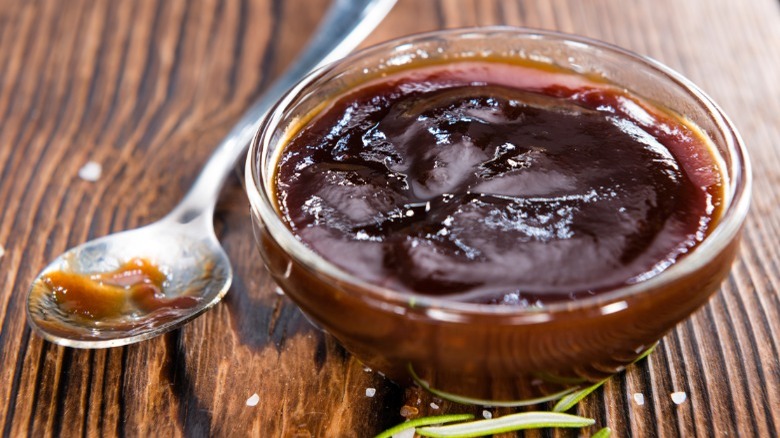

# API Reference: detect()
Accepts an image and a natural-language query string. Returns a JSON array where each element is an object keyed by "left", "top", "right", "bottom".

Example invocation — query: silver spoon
[{"left": 26, "top": 0, "right": 397, "bottom": 349}]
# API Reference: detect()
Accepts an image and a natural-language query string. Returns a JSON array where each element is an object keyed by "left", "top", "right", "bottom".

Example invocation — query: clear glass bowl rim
[{"left": 246, "top": 26, "right": 752, "bottom": 318}]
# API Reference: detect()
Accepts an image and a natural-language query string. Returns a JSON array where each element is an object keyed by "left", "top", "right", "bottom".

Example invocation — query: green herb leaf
[
  {"left": 374, "top": 414, "right": 475, "bottom": 438},
  {"left": 552, "top": 379, "right": 607, "bottom": 412},
  {"left": 394, "top": 343, "right": 657, "bottom": 437},
  {"left": 633, "top": 343, "right": 658, "bottom": 363},
  {"left": 551, "top": 343, "right": 658, "bottom": 413},
  {"left": 408, "top": 363, "right": 579, "bottom": 407},
  {"left": 415, "top": 411, "right": 595, "bottom": 437}
]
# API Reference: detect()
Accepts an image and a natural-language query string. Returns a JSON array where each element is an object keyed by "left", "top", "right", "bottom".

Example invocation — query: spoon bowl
[{"left": 27, "top": 215, "right": 231, "bottom": 348}]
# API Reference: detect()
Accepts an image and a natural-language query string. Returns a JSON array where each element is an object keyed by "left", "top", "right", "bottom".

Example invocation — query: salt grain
[
  {"left": 274, "top": 286, "right": 285, "bottom": 295},
  {"left": 78, "top": 161, "right": 102, "bottom": 182},
  {"left": 363, "top": 366, "right": 372, "bottom": 372},
  {"left": 482, "top": 410, "right": 492, "bottom": 419},
  {"left": 430, "top": 402, "right": 439, "bottom": 410},
  {"left": 0, "top": 244, "right": 4, "bottom": 259},
  {"left": 633, "top": 393, "right": 645, "bottom": 405},
  {"left": 246, "top": 393, "right": 260, "bottom": 407},
  {"left": 671, "top": 391, "right": 687, "bottom": 405},
  {"left": 365, "top": 388, "right": 376, "bottom": 397}
]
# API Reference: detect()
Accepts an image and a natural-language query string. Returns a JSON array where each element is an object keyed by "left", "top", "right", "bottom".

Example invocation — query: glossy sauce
[
  {"left": 274, "top": 61, "right": 724, "bottom": 305},
  {"left": 42, "top": 258, "right": 199, "bottom": 321}
]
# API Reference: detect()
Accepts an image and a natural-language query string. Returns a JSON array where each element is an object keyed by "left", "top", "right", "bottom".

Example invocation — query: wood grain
[{"left": 0, "top": 0, "right": 778, "bottom": 436}]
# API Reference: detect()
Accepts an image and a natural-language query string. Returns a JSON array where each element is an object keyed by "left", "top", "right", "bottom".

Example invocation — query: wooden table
[{"left": 1, "top": 1, "right": 778, "bottom": 436}]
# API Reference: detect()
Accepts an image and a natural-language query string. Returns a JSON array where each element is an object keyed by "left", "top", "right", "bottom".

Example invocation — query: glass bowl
[{"left": 246, "top": 27, "right": 751, "bottom": 401}]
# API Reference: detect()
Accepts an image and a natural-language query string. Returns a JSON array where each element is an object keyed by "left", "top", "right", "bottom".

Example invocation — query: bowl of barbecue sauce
[{"left": 246, "top": 27, "right": 750, "bottom": 401}]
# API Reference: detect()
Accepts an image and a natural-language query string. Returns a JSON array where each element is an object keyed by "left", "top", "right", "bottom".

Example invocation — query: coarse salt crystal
[
  {"left": 274, "top": 286, "right": 285, "bottom": 295},
  {"left": 430, "top": 402, "right": 439, "bottom": 410},
  {"left": 363, "top": 366, "right": 372, "bottom": 372},
  {"left": 246, "top": 393, "right": 260, "bottom": 407},
  {"left": 633, "top": 393, "right": 645, "bottom": 405},
  {"left": 0, "top": 244, "right": 5, "bottom": 259},
  {"left": 365, "top": 388, "right": 376, "bottom": 397},
  {"left": 78, "top": 161, "right": 102, "bottom": 182},
  {"left": 482, "top": 410, "right": 492, "bottom": 419},
  {"left": 671, "top": 391, "right": 687, "bottom": 404}
]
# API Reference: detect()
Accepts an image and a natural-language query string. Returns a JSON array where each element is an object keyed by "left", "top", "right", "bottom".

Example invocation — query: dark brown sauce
[
  {"left": 42, "top": 258, "right": 199, "bottom": 320},
  {"left": 274, "top": 61, "right": 724, "bottom": 305}
]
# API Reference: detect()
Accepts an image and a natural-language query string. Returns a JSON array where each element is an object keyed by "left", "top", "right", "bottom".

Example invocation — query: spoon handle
[{"left": 167, "top": 0, "right": 396, "bottom": 224}]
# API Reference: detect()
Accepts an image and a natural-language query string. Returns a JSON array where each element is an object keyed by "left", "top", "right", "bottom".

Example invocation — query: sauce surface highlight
[{"left": 274, "top": 61, "right": 724, "bottom": 305}]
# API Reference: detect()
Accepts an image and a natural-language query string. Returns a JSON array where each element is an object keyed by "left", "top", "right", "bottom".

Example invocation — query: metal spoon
[{"left": 26, "top": 0, "right": 397, "bottom": 348}]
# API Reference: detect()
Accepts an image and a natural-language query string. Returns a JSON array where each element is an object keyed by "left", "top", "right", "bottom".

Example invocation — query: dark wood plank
[{"left": 0, "top": 0, "right": 778, "bottom": 436}]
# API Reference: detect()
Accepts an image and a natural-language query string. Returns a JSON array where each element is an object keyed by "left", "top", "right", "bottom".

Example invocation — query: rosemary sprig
[
  {"left": 634, "top": 343, "right": 658, "bottom": 363},
  {"left": 408, "top": 363, "right": 579, "bottom": 407},
  {"left": 375, "top": 344, "right": 657, "bottom": 437},
  {"left": 415, "top": 412, "right": 595, "bottom": 437},
  {"left": 552, "top": 379, "right": 608, "bottom": 412},
  {"left": 374, "top": 414, "right": 475, "bottom": 438},
  {"left": 552, "top": 343, "right": 657, "bottom": 412}
]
